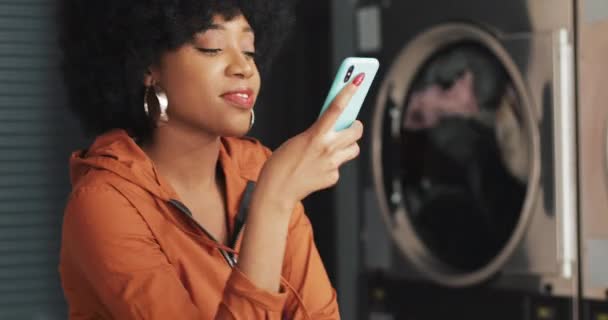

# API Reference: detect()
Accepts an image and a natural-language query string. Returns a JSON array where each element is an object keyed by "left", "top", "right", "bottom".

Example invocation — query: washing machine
[
  {"left": 576, "top": 1, "right": 608, "bottom": 317},
  {"left": 351, "top": 0, "right": 595, "bottom": 318}
]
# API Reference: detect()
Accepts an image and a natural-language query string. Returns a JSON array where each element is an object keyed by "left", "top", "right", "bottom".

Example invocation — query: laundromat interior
[{"left": 0, "top": 0, "right": 607, "bottom": 319}]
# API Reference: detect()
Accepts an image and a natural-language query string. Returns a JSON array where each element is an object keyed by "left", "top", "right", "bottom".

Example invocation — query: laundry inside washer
[{"left": 394, "top": 42, "right": 530, "bottom": 271}]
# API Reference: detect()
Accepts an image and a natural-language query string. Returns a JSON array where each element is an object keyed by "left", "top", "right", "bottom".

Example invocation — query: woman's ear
[{"left": 143, "top": 67, "right": 160, "bottom": 87}]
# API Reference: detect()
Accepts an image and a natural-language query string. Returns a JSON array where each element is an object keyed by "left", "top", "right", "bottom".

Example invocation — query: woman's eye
[
  {"left": 197, "top": 48, "right": 222, "bottom": 55},
  {"left": 244, "top": 51, "right": 257, "bottom": 59},
  {"left": 196, "top": 47, "right": 256, "bottom": 60}
]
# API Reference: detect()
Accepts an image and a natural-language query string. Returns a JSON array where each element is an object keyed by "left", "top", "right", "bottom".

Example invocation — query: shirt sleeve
[
  {"left": 280, "top": 203, "right": 341, "bottom": 319},
  {"left": 216, "top": 267, "right": 289, "bottom": 319}
]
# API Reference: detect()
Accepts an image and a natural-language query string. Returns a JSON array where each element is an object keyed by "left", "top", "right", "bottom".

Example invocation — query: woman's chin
[{"left": 220, "top": 123, "right": 252, "bottom": 138}]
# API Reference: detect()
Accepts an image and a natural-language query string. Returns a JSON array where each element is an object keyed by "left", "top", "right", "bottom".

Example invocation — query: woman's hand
[
  {"left": 256, "top": 73, "right": 365, "bottom": 212},
  {"left": 237, "top": 74, "right": 365, "bottom": 293}
]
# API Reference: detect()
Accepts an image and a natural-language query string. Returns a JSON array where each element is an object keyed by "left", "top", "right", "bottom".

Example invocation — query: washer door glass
[{"left": 394, "top": 42, "right": 530, "bottom": 271}]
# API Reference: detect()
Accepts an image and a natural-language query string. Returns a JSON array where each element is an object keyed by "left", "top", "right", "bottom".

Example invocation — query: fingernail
[{"left": 353, "top": 73, "right": 365, "bottom": 86}]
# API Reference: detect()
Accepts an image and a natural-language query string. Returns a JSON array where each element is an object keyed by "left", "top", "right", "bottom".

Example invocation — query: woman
[{"left": 58, "top": 0, "right": 364, "bottom": 319}]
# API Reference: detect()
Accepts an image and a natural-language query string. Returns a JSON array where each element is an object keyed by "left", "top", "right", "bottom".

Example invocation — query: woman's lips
[{"left": 221, "top": 89, "right": 254, "bottom": 109}]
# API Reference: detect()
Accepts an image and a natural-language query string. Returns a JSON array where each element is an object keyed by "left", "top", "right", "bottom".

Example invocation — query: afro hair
[{"left": 58, "top": 0, "right": 295, "bottom": 141}]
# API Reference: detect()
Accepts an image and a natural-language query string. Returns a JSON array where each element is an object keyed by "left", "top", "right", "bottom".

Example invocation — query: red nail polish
[{"left": 353, "top": 73, "right": 365, "bottom": 86}]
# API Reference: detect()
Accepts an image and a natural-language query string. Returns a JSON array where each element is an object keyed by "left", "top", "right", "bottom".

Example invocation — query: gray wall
[{"left": 0, "top": 0, "right": 85, "bottom": 319}]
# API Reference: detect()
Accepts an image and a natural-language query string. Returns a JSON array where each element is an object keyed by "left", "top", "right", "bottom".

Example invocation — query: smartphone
[{"left": 319, "top": 57, "right": 380, "bottom": 131}]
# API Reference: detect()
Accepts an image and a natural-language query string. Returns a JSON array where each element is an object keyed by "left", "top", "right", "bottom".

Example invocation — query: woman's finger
[
  {"left": 331, "top": 120, "right": 364, "bottom": 149},
  {"left": 332, "top": 142, "right": 361, "bottom": 168}
]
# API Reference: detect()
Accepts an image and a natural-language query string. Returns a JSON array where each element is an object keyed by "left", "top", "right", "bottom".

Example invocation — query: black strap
[{"left": 229, "top": 181, "right": 255, "bottom": 249}]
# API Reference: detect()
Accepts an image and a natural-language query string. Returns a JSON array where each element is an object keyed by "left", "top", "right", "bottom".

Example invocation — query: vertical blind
[{"left": 0, "top": 0, "right": 85, "bottom": 318}]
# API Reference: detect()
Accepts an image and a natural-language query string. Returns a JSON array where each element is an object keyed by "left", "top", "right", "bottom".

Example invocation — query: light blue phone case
[{"left": 318, "top": 57, "right": 380, "bottom": 131}]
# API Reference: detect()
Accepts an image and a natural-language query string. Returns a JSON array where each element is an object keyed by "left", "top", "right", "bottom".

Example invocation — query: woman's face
[{"left": 148, "top": 13, "right": 261, "bottom": 137}]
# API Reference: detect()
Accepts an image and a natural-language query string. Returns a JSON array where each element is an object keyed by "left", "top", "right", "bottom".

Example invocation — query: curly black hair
[{"left": 58, "top": 0, "right": 295, "bottom": 141}]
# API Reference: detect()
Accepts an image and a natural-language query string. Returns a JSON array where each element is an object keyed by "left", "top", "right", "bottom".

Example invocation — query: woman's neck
[{"left": 142, "top": 125, "right": 222, "bottom": 193}]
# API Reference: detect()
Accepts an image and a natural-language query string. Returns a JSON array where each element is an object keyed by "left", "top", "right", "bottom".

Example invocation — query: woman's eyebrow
[{"left": 207, "top": 23, "right": 253, "bottom": 33}]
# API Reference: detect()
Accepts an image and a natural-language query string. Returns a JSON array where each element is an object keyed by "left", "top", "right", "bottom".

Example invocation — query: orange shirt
[{"left": 59, "top": 129, "right": 340, "bottom": 319}]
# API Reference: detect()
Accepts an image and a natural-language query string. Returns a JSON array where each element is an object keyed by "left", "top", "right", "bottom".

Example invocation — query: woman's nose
[{"left": 225, "top": 49, "right": 254, "bottom": 79}]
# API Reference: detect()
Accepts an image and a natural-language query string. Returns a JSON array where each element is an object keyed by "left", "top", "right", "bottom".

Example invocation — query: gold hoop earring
[
  {"left": 144, "top": 85, "right": 169, "bottom": 122},
  {"left": 249, "top": 108, "right": 255, "bottom": 129}
]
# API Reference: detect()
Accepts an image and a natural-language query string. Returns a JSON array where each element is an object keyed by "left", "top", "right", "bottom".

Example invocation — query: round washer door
[{"left": 371, "top": 23, "right": 541, "bottom": 287}]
